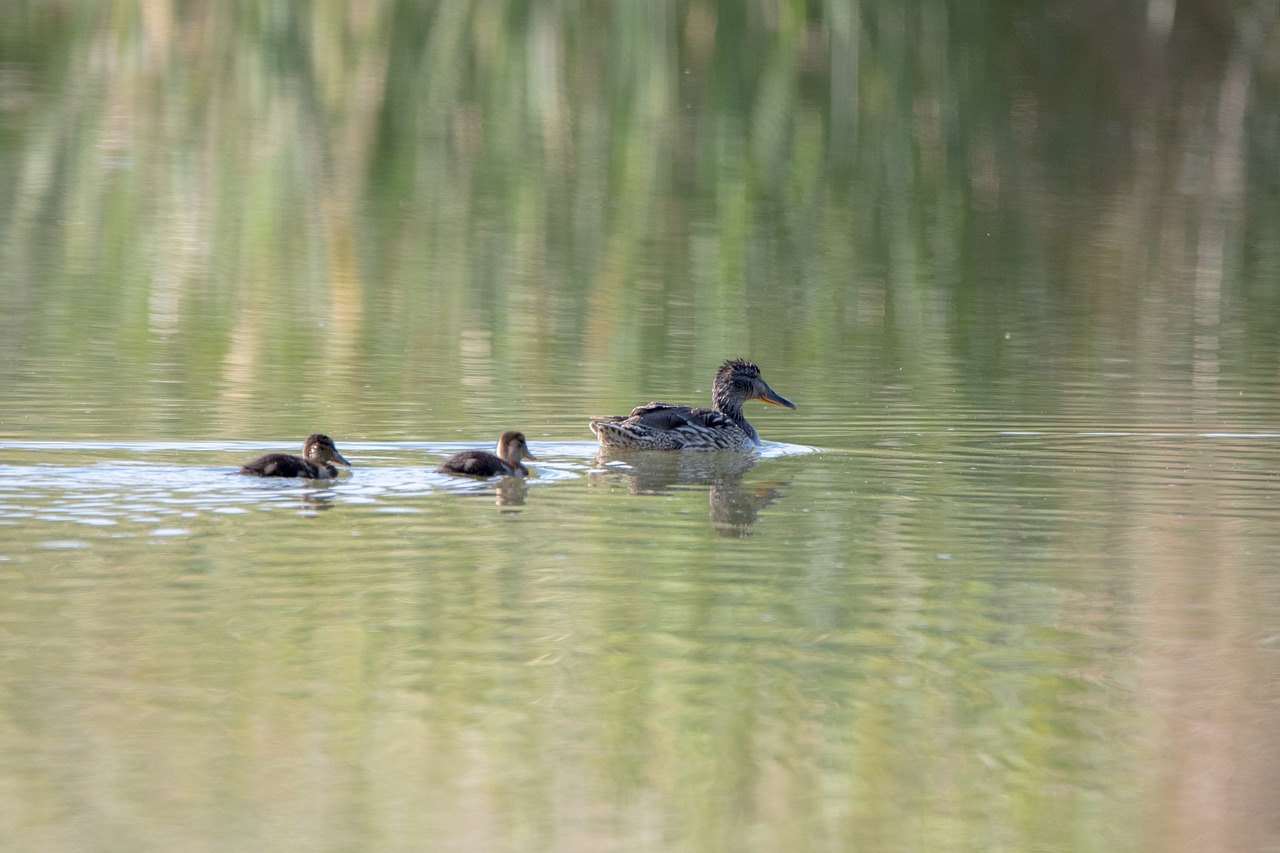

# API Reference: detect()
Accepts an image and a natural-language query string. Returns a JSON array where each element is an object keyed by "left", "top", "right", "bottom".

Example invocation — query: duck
[
  {"left": 437, "top": 430, "right": 538, "bottom": 477},
  {"left": 239, "top": 434, "right": 351, "bottom": 478},
  {"left": 590, "top": 358, "right": 796, "bottom": 450}
]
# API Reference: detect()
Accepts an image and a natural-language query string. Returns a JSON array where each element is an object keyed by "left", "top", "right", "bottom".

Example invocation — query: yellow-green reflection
[
  {"left": 1, "top": 1, "right": 1279, "bottom": 851},
  {"left": 1, "top": 1, "right": 1276, "bottom": 443}
]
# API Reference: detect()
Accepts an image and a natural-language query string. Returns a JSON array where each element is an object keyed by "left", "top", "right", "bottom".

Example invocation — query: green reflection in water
[
  {"left": 0, "top": 1, "right": 1277, "bottom": 444},
  {"left": 1, "top": 1, "right": 1279, "bottom": 851}
]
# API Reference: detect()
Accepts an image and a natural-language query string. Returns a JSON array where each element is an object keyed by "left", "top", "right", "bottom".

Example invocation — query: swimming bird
[
  {"left": 589, "top": 359, "right": 796, "bottom": 450},
  {"left": 437, "top": 430, "right": 538, "bottom": 477},
  {"left": 239, "top": 434, "right": 351, "bottom": 478}
]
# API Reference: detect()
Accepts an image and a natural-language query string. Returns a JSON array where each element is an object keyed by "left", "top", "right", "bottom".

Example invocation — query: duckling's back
[
  {"left": 436, "top": 450, "right": 521, "bottom": 477},
  {"left": 240, "top": 453, "right": 325, "bottom": 478}
]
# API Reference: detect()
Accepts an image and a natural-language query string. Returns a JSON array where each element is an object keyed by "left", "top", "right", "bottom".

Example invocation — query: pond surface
[
  {"left": 5, "top": 426, "right": 1280, "bottom": 852},
  {"left": 2, "top": 2, "right": 1280, "bottom": 852}
]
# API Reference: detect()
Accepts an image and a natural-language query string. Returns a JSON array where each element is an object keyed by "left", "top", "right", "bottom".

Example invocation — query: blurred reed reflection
[
  {"left": 0, "top": 1, "right": 1275, "bottom": 443},
  {"left": 0, "top": 2, "right": 1278, "bottom": 850}
]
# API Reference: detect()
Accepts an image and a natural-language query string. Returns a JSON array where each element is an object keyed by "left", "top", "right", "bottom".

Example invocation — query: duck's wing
[
  {"left": 614, "top": 402, "right": 694, "bottom": 429},
  {"left": 623, "top": 403, "right": 738, "bottom": 430},
  {"left": 591, "top": 403, "right": 746, "bottom": 449}
]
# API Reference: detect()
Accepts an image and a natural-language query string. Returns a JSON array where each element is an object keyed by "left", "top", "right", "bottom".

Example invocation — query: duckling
[
  {"left": 437, "top": 430, "right": 537, "bottom": 477},
  {"left": 239, "top": 434, "right": 351, "bottom": 478},
  {"left": 590, "top": 359, "right": 796, "bottom": 450}
]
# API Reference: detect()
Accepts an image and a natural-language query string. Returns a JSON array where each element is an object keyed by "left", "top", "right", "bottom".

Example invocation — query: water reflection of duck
[
  {"left": 592, "top": 448, "right": 786, "bottom": 537},
  {"left": 590, "top": 359, "right": 796, "bottom": 450},
  {"left": 437, "top": 431, "right": 537, "bottom": 477},
  {"left": 594, "top": 447, "right": 759, "bottom": 491},
  {"left": 239, "top": 434, "right": 351, "bottom": 478}
]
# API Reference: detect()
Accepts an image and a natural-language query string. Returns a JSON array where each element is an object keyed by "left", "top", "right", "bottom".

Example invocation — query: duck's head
[
  {"left": 714, "top": 359, "right": 797, "bottom": 410},
  {"left": 497, "top": 430, "right": 537, "bottom": 464},
  {"left": 303, "top": 434, "right": 351, "bottom": 468}
]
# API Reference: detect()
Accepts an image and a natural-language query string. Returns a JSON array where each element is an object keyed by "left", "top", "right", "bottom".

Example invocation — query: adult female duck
[{"left": 590, "top": 359, "right": 796, "bottom": 450}]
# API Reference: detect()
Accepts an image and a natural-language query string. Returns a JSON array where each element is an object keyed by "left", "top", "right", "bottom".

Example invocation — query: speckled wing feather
[
  {"left": 591, "top": 404, "right": 751, "bottom": 450},
  {"left": 624, "top": 402, "right": 695, "bottom": 428}
]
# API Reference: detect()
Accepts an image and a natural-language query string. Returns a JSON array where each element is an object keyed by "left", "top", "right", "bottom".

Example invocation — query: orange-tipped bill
[{"left": 757, "top": 384, "right": 797, "bottom": 409}]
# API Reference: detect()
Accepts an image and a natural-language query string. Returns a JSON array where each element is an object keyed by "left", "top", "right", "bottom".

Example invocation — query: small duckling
[
  {"left": 239, "top": 434, "right": 351, "bottom": 478},
  {"left": 437, "top": 430, "right": 537, "bottom": 477}
]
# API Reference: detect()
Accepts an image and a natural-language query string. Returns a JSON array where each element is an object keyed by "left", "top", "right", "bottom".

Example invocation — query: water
[
  {"left": 4, "top": 428, "right": 1279, "bottom": 851},
  {"left": 3, "top": 2, "right": 1280, "bottom": 851}
]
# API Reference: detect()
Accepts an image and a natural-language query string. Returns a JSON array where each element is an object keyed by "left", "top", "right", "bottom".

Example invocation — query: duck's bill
[
  {"left": 759, "top": 386, "right": 797, "bottom": 409},
  {"left": 333, "top": 452, "right": 352, "bottom": 467},
  {"left": 524, "top": 449, "right": 538, "bottom": 461}
]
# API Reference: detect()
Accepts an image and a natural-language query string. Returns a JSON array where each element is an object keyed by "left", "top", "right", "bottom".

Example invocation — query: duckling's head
[
  {"left": 714, "top": 359, "right": 797, "bottom": 411},
  {"left": 303, "top": 434, "right": 352, "bottom": 468},
  {"left": 497, "top": 430, "right": 537, "bottom": 465}
]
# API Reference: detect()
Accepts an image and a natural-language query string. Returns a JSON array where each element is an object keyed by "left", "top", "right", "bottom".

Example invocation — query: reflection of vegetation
[
  {"left": 0, "top": 1, "right": 1276, "bottom": 440},
  {"left": 1, "top": 5, "right": 1277, "bottom": 849}
]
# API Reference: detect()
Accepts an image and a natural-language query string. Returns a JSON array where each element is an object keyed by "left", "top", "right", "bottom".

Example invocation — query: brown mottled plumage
[
  {"left": 590, "top": 359, "right": 796, "bottom": 451},
  {"left": 239, "top": 434, "right": 351, "bottom": 478},
  {"left": 437, "top": 431, "right": 537, "bottom": 477}
]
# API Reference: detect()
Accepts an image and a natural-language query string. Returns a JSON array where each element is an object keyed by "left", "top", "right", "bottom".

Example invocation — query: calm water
[{"left": 3, "top": 2, "right": 1280, "bottom": 852}]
